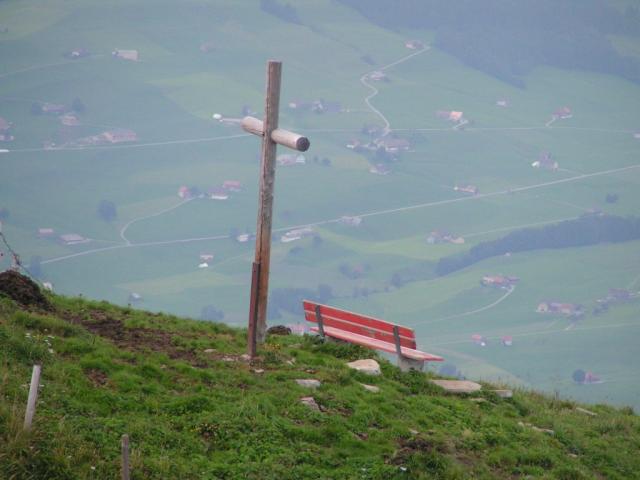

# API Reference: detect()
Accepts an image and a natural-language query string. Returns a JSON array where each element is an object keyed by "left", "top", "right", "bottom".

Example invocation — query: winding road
[{"left": 359, "top": 47, "right": 430, "bottom": 135}]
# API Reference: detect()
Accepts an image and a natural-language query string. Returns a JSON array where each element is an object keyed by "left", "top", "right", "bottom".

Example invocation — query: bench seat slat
[
  {"left": 310, "top": 326, "right": 444, "bottom": 362},
  {"left": 303, "top": 300, "right": 415, "bottom": 339},
  {"left": 304, "top": 311, "right": 416, "bottom": 349}
]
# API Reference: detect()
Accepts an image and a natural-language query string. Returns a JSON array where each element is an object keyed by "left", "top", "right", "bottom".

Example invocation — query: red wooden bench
[{"left": 303, "top": 300, "right": 443, "bottom": 371}]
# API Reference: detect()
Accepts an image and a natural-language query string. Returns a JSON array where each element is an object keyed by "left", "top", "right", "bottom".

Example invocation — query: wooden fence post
[
  {"left": 121, "top": 434, "right": 130, "bottom": 480},
  {"left": 23, "top": 364, "right": 41, "bottom": 431}
]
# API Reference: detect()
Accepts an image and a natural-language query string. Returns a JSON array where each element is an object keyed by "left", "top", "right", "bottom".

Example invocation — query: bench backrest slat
[{"left": 303, "top": 300, "right": 417, "bottom": 349}]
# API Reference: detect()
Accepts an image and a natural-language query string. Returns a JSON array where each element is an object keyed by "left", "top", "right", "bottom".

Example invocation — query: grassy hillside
[
  {"left": 1, "top": 279, "right": 639, "bottom": 479},
  {"left": 0, "top": 0, "right": 639, "bottom": 411}
]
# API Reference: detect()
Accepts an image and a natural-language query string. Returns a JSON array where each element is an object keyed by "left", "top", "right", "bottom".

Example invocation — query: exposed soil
[
  {"left": 86, "top": 368, "right": 108, "bottom": 387},
  {"left": 0, "top": 270, "right": 51, "bottom": 310},
  {"left": 68, "top": 310, "right": 204, "bottom": 366}
]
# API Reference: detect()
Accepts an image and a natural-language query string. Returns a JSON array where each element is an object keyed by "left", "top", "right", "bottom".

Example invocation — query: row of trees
[
  {"left": 339, "top": 0, "right": 640, "bottom": 87},
  {"left": 436, "top": 215, "right": 640, "bottom": 276},
  {"left": 260, "top": 0, "right": 301, "bottom": 24}
]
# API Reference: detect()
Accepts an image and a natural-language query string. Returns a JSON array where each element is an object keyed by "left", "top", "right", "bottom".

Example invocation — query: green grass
[
  {"left": 0, "top": 0, "right": 639, "bottom": 415},
  {"left": 1, "top": 293, "right": 639, "bottom": 479}
]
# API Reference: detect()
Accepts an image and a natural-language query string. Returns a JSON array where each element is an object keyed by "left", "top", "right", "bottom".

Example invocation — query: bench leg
[{"left": 398, "top": 356, "right": 424, "bottom": 372}]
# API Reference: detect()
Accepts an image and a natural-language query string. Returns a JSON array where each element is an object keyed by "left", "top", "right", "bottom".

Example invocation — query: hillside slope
[{"left": 0, "top": 272, "right": 638, "bottom": 479}]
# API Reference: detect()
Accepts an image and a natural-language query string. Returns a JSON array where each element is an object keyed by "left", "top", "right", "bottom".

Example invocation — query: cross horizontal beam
[{"left": 241, "top": 116, "right": 310, "bottom": 152}]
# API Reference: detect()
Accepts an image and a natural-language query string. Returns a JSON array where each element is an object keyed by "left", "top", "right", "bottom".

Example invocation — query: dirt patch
[
  {"left": 69, "top": 310, "right": 203, "bottom": 365},
  {"left": 389, "top": 437, "right": 440, "bottom": 465},
  {"left": 0, "top": 270, "right": 51, "bottom": 310},
  {"left": 86, "top": 368, "right": 108, "bottom": 387}
]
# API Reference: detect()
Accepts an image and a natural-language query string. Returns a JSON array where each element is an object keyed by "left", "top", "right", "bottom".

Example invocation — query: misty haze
[{"left": 1, "top": 1, "right": 639, "bottom": 478}]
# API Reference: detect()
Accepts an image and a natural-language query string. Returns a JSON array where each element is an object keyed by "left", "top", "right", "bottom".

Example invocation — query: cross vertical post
[{"left": 243, "top": 60, "right": 310, "bottom": 354}]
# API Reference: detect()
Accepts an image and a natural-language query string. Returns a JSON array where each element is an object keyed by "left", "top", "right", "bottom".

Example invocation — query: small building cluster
[
  {"left": 436, "top": 110, "right": 467, "bottom": 128},
  {"left": 427, "top": 230, "right": 465, "bottom": 245},
  {"left": 112, "top": 49, "right": 139, "bottom": 61},
  {"left": 404, "top": 39, "right": 424, "bottom": 50},
  {"left": 552, "top": 106, "right": 572, "bottom": 120},
  {"left": 59, "top": 233, "right": 90, "bottom": 246},
  {"left": 54, "top": 128, "right": 137, "bottom": 149},
  {"left": 454, "top": 184, "right": 479, "bottom": 195},
  {"left": 281, "top": 227, "right": 314, "bottom": 243},
  {"left": 531, "top": 152, "right": 558, "bottom": 170},
  {"left": 481, "top": 275, "right": 519, "bottom": 288},
  {"left": 63, "top": 48, "right": 90, "bottom": 59},
  {"left": 277, "top": 154, "right": 306, "bottom": 166},
  {"left": 593, "top": 288, "right": 637, "bottom": 315},
  {"left": 369, "top": 163, "right": 391, "bottom": 176},
  {"left": 0, "top": 116, "right": 14, "bottom": 142},
  {"left": 339, "top": 216, "right": 363, "bottom": 227},
  {"left": 536, "top": 301, "right": 584, "bottom": 317},
  {"left": 287, "top": 99, "right": 342, "bottom": 114}
]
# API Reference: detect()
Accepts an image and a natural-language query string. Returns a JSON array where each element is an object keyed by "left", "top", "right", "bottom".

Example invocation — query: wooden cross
[{"left": 242, "top": 60, "right": 310, "bottom": 356}]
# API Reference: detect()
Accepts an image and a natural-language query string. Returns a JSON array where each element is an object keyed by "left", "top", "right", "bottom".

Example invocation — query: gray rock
[
  {"left": 296, "top": 379, "right": 321, "bottom": 389},
  {"left": 431, "top": 379, "right": 482, "bottom": 394},
  {"left": 300, "top": 396, "right": 320, "bottom": 411},
  {"left": 347, "top": 359, "right": 381, "bottom": 375},
  {"left": 361, "top": 383, "right": 380, "bottom": 393}
]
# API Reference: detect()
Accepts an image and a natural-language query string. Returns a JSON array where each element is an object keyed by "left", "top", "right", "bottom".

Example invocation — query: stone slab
[{"left": 431, "top": 380, "right": 482, "bottom": 394}]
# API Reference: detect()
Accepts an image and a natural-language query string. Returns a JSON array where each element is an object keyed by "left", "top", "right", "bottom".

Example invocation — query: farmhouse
[
  {"left": 346, "top": 139, "right": 362, "bottom": 150},
  {"left": 208, "top": 187, "right": 229, "bottom": 200},
  {"left": 59, "top": 113, "right": 80, "bottom": 126},
  {"left": 236, "top": 233, "right": 252, "bottom": 243},
  {"left": 481, "top": 275, "right": 519, "bottom": 288},
  {"left": 531, "top": 152, "right": 558, "bottom": 170},
  {"left": 369, "top": 163, "right": 391, "bottom": 175},
  {"left": 502, "top": 336, "right": 513, "bottom": 347},
  {"left": 177, "top": 186, "right": 196, "bottom": 199},
  {"left": 200, "top": 254, "right": 214, "bottom": 262},
  {"left": 59, "top": 233, "right": 90, "bottom": 245},
  {"left": 454, "top": 184, "right": 478, "bottom": 195},
  {"left": 583, "top": 371, "right": 602, "bottom": 384},
  {"left": 496, "top": 99, "right": 509, "bottom": 107},
  {"left": 0, "top": 133, "right": 14, "bottom": 142},
  {"left": 222, "top": 180, "right": 242, "bottom": 192},
  {"left": 112, "top": 49, "right": 139, "bottom": 61},
  {"left": 128, "top": 292, "right": 142, "bottom": 303},
  {"left": 471, "top": 334, "right": 487, "bottom": 347},
  {"left": 277, "top": 154, "right": 306, "bottom": 166},
  {"left": 41, "top": 103, "right": 67, "bottom": 115},
  {"left": 103, "top": 129, "right": 137, "bottom": 143},
  {"left": 553, "top": 106, "right": 572, "bottom": 119},
  {"left": 427, "top": 230, "right": 465, "bottom": 245},
  {"left": 64, "top": 48, "right": 90, "bottom": 59},
  {"left": 373, "top": 136, "right": 410, "bottom": 153},
  {"left": 287, "top": 100, "right": 312, "bottom": 110},
  {"left": 0, "top": 117, "right": 11, "bottom": 131},
  {"left": 198, "top": 262, "right": 209, "bottom": 269},
  {"left": 369, "top": 71, "right": 387, "bottom": 81},
  {"left": 339, "top": 216, "right": 363, "bottom": 227},
  {"left": 536, "top": 301, "right": 582, "bottom": 316},
  {"left": 281, "top": 227, "right": 314, "bottom": 243},
  {"left": 404, "top": 39, "right": 424, "bottom": 50},
  {"left": 37, "top": 228, "right": 55, "bottom": 238}
]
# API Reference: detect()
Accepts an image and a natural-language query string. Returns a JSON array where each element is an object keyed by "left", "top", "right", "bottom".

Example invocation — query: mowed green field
[{"left": 1, "top": 0, "right": 639, "bottom": 408}]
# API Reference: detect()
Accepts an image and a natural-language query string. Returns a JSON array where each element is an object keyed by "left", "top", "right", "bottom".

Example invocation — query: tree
[
  {"left": 30, "top": 103, "right": 43, "bottom": 115},
  {"left": 572, "top": 369, "right": 586, "bottom": 384},
  {"left": 72, "top": 97, "right": 86, "bottom": 113},
  {"left": 97, "top": 200, "right": 117, "bottom": 222},
  {"left": 605, "top": 193, "right": 619, "bottom": 204},
  {"left": 200, "top": 305, "right": 225, "bottom": 321}
]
